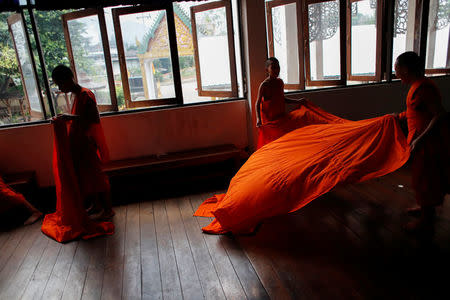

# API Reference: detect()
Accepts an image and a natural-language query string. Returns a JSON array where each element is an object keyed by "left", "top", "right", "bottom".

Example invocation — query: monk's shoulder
[{"left": 80, "top": 88, "right": 97, "bottom": 103}]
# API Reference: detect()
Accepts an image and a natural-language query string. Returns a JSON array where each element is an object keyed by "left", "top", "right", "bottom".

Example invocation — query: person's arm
[
  {"left": 255, "top": 83, "right": 265, "bottom": 127},
  {"left": 51, "top": 113, "right": 80, "bottom": 122}
]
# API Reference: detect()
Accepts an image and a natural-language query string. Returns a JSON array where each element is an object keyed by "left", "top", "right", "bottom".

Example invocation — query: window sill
[
  {"left": 0, "top": 97, "right": 247, "bottom": 129},
  {"left": 284, "top": 74, "right": 450, "bottom": 96}
]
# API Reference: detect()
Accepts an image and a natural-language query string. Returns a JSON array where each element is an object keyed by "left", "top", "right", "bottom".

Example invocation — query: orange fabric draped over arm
[{"left": 196, "top": 103, "right": 410, "bottom": 234}]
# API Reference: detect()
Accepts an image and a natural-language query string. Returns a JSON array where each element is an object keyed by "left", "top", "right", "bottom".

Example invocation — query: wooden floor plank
[
  {"left": 0, "top": 224, "right": 29, "bottom": 272},
  {"left": 0, "top": 222, "right": 41, "bottom": 293},
  {"left": 153, "top": 199, "right": 183, "bottom": 300},
  {"left": 101, "top": 205, "right": 127, "bottom": 300},
  {"left": 190, "top": 193, "right": 248, "bottom": 300},
  {"left": 237, "top": 235, "right": 294, "bottom": 300},
  {"left": 122, "top": 203, "right": 142, "bottom": 299},
  {"left": 178, "top": 195, "right": 226, "bottom": 300},
  {"left": 62, "top": 239, "right": 94, "bottom": 300},
  {"left": 41, "top": 239, "right": 79, "bottom": 299},
  {"left": 0, "top": 227, "right": 49, "bottom": 299},
  {"left": 165, "top": 197, "right": 203, "bottom": 300},
  {"left": 139, "top": 201, "right": 162, "bottom": 300},
  {"left": 0, "top": 231, "right": 11, "bottom": 249},
  {"left": 81, "top": 236, "right": 107, "bottom": 300},
  {"left": 21, "top": 240, "right": 62, "bottom": 300}
]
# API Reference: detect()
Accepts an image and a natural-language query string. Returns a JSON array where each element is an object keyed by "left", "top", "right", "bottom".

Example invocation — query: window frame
[
  {"left": 61, "top": 8, "right": 118, "bottom": 112},
  {"left": 302, "top": 0, "right": 347, "bottom": 87},
  {"left": 266, "top": 0, "right": 305, "bottom": 90},
  {"left": 112, "top": 4, "right": 183, "bottom": 108},
  {"left": 190, "top": 0, "right": 239, "bottom": 98},
  {"left": 425, "top": 16, "right": 450, "bottom": 75},
  {"left": 346, "top": 0, "right": 383, "bottom": 82},
  {"left": 7, "top": 12, "right": 47, "bottom": 119}
]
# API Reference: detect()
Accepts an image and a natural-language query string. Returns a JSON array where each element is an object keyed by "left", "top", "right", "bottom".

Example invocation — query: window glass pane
[
  {"left": 392, "top": 0, "right": 416, "bottom": 72},
  {"left": 425, "top": 0, "right": 450, "bottom": 70},
  {"left": 10, "top": 18, "right": 42, "bottom": 115},
  {"left": 174, "top": 0, "right": 242, "bottom": 104},
  {"left": 350, "top": 0, "right": 377, "bottom": 76},
  {"left": 32, "top": 10, "right": 73, "bottom": 114},
  {"left": 308, "top": 0, "right": 341, "bottom": 81},
  {"left": 118, "top": 10, "right": 175, "bottom": 102},
  {"left": 1, "top": 12, "right": 42, "bottom": 126},
  {"left": 67, "top": 15, "right": 112, "bottom": 105},
  {"left": 271, "top": 2, "right": 299, "bottom": 86},
  {"left": 195, "top": 6, "right": 231, "bottom": 92}
]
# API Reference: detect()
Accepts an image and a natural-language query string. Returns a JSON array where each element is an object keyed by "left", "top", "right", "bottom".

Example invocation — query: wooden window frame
[
  {"left": 303, "top": 0, "right": 347, "bottom": 87},
  {"left": 190, "top": 0, "right": 238, "bottom": 98},
  {"left": 62, "top": 8, "right": 118, "bottom": 112},
  {"left": 7, "top": 13, "right": 46, "bottom": 119},
  {"left": 266, "top": 0, "right": 305, "bottom": 90},
  {"left": 346, "top": 0, "right": 383, "bottom": 82},
  {"left": 424, "top": 3, "right": 450, "bottom": 75},
  {"left": 112, "top": 5, "right": 183, "bottom": 108}
]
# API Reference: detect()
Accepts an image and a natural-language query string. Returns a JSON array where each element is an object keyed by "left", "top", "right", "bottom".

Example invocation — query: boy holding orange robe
[{"left": 393, "top": 52, "right": 449, "bottom": 232}]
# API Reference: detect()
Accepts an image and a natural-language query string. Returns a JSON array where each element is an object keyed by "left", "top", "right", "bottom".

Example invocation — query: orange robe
[
  {"left": 41, "top": 88, "right": 113, "bottom": 242},
  {"left": 195, "top": 105, "right": 410, "bottom": 234},
  {"left": 257, "top": 100, "right": 346, "bottom": 149},
  {"left": 0, "top": 176, "right": 30, "bottom": 229},
  {"left": 399, "top": 78, "right": 449, "bottom": 207}
]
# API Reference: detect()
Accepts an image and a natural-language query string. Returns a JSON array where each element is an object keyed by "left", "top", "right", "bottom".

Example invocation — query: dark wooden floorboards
[{"left": 1, "top": 167, "right": 450, "bottom": 299}]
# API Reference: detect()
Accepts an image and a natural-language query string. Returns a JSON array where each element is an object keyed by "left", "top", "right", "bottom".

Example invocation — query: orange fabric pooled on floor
[
  {"left": 195, "top": 105, "right": 410, "bottom": 234},
  {"left": 41, "top": 117, "right": 114, "bottom": 243},
  {"left": 257, "top": 101, "right": 346, "bottom": 149}
]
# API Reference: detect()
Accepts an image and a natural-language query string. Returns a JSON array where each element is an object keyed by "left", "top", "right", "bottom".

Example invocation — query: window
[
  {"left": 304, "top": 0, "right": 345, "bottom": 86},
  {"left": 425, "top": 0, "right": 450, "bottom": 74},
  {"left": 62, "top": 9, "right": 117, "bottom": 112},
  {"left": 0, "top": 12, "right": 45, "bottom": 126},
  {"left": 266, "top": 0, "right": 304, "bottom": 90},
  {"left": 112, "top": 6, "right": 179, "bottom": 108},
  {"left": 174, "top": 0, "right": 243, "bottom": 104},
  {"left": 347, "top": 0, "right": 383, "bottom": 82},
  {"left": 392, "top": 0, "right": 419, "bottom": 72},
  {"left": 265, "top": 0, "right": 450, "bottom": 90}
]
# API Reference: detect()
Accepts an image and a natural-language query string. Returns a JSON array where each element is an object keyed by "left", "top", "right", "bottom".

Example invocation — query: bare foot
[{"left": 24, "top": 211, "right": 43, "bottom": 225}]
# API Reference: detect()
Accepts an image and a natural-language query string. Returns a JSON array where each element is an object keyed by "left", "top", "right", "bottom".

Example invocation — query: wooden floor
[{"left": 1, "top": 167, "right": 450, "bottom": 300}]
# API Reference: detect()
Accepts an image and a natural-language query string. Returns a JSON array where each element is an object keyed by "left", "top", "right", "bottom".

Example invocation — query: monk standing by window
[
  {"left": 255, "top": 57, "right": 305, "bottom": 148},
  {"left": 393, "top": 52, "right": 449, "bottom": 232},
  {"left": 52, "top": 65, "right": 114, "bottom": 220}
]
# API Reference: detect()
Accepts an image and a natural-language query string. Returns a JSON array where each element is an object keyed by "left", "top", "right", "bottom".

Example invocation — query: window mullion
[
  {"left": 98, "top": 7, "right": 118, "bottom": 112},
  {"left": 166, "top": 3, "right": 183, "bottom": 105}
]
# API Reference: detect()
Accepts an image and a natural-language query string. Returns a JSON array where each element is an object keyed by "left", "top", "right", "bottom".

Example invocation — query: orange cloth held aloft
[
  {"left": 257, "top": 100, "right": 346, "bottom": 149},
  {"left": 195, "top": 106, "right": 410, "bottom": 234}
]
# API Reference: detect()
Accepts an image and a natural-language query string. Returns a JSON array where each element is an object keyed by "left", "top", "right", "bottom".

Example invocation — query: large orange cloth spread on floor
[
  {"left": 257, "top": 101, "right": 346, "bottom": 149},
  {"left": 41, "top": 89, "right": 114, "bottom": 242},
  {"left": 195, "top": 104, "right": 410, "bottom": 234}
]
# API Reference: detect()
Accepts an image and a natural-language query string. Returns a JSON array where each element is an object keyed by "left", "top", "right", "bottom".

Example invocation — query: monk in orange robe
[
  {"left": 255, "top": 57, "right": 306, "bottom": 148},
  {"left": 51, "top": 65, "right": 114, "bottom": 220},
  {"left": 0, "top": 176, "right": 42, "bottom": 229},
  {"left": 393, "top": 51, "right": 449, "bottom": 232},
  {"left": 41, "top": 65, "right": 114, "bottom": 242}
]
